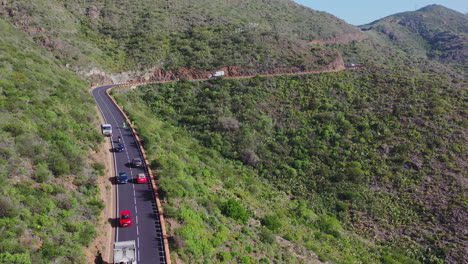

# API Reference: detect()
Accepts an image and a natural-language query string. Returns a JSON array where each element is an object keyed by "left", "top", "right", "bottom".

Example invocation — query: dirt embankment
[{"left": 129, "top": 57, "right": 346, "bottom": 84}]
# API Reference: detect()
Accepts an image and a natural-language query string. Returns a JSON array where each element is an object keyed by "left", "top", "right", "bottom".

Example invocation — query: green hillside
[
  {"left": 0, "top": 18, "right": 104, "bottom": 263},
  {"left": 1, "top": 0, "right": 362, "bottom": 73},
  {"left": 0, "top": 0, "right": 466, "bottom": 263},
  {"left": 360, "top": 5, "right": 467, "bottom": 67},
  {"left": 113, "top": 66, "right": 466, "bottom": 263}
]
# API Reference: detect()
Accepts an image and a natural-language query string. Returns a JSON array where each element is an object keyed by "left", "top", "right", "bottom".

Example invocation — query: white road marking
[{"left": 137, "top": 237, "right": 140, "bottom": 261}]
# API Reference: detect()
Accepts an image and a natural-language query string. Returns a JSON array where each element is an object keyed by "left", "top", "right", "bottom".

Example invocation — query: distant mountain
[{"left": 360, "top": 5, "right": 468, "bottom": 66}]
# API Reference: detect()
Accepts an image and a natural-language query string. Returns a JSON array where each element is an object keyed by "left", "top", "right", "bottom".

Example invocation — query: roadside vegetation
[
  {"left": 113, "top": 66, "right": 466, "bottom": 263},
  {"left": 0, "top": 19, "right": 104, "bottom": 264}
]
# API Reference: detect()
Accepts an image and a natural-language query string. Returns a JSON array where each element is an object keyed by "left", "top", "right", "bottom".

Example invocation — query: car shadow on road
[
  {"left": 108, "top": 217, "right": 118, "bottom": 228},
  {"left": 136, "top": 189, "right": 156, "bottom": 202},
  {"left": 147, "top": 212, "right": 161, "bottom": 221},
  {"left": 126, "top": 141, "right": 138, "bottom": 148}
]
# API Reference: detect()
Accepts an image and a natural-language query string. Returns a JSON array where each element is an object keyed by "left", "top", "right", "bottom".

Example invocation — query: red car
[
  {"left": 137, "top": 173, "right": 148, "bottom": 184},
  {"left": 119, "top": 210, "right": 132, "bottom": 227}
]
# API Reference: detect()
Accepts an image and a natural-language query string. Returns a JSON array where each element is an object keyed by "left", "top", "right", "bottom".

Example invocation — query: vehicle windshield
[{"left": 122, "top": 214, "right": 130, "bottom": 219}]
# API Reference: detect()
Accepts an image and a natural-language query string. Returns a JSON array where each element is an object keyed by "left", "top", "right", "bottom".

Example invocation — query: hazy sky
[{"left": 293, "top": 0, "right": 468, "bottom": 25}]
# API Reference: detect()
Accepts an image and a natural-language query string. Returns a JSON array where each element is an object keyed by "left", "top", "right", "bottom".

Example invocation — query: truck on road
[
  {"left": 114, "top": 240, "right": 136, "bottom": 264},
  {"left": 101, "top": 124, "right": 112, "bottom": 136},
  {"left": 208, "top": 71, "right": 225, "bottom": 79}
]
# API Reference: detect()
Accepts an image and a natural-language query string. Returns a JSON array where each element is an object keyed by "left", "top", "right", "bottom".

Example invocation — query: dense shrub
[
  {"left": 315, "top": 215, "right": 343, "bottom": 239},
  {"left": 261, "top": 215, "right": 282, "bottom": 231},
  {"left": 220, "top": 199, "right": 250, "bottom": 224}
]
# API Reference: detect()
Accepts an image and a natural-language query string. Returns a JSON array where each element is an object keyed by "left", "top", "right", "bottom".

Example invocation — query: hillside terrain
[
  {"left": 0, "top": 0, "right": 362, "bottom": 77},
  {"left": 114, "top": 67, "right": 466, "bottom": 263},
  {"left": 0, "top": 18, "right": 104, "bottom": 263},
  {"left": 0, "top": 0, "right": 466, "bottom": 263},
  {"left": 360, "top": 5, "right": 467, "bottom": 69}
]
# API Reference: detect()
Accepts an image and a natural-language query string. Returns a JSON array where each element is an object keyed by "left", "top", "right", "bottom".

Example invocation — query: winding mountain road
[
  {"left": 93, "top": 85, "right": 167, "bottom": 264},
  {"left": 91, "top": 66, "right": 360, "bottom": 263}
]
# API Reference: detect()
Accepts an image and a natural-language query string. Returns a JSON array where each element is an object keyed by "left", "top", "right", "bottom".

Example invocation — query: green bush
[
  {"left": 91, "top": 162, "right": 106, "bottom": 176},
  {"left": 315, "top": 215, "right": 343, "bottom": 239},
  {"left": 345, "top": 161, "right": 365, "bottom": 183},
  {"left": 34, "top": 163, "right": 52, "bottom": 183},
  {"left": 220, "top": 199, "right": 250, "bottom": 224},
  {"left": 48, "top": 153, "right": 70, "bottom": 176},
  {"left": 238, "top": 255, "right": 255, "bottom": 264},
  {"left": 261, "top": 215, "right": 282, "bottom": 231},
  {"left": 336, "top": 201, "right": 349, "bottom": 212},
  {"left": 217, "top": 251, "right": 232, "bottom": 262},
  {"left": 0, "top": 197, "right": 18, "bottom": 218},
  {"left": 41, "top": 242, "right": 65, "bottom": 260},
  {"left": 259, "top": 228, "right": 275, "bottom": 244},
  {"left": 0, "top": 252, "right": 31, "bottom": 264}
]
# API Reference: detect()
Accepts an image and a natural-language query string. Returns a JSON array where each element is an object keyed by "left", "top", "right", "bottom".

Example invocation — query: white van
[{"left": 101, "top": 124, "right": 112, "bottom": 136}]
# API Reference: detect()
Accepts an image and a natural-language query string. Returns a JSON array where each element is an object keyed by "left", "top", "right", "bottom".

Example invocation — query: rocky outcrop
[{"left": 79, "top": 67, "right": 160, "bottom": 86}]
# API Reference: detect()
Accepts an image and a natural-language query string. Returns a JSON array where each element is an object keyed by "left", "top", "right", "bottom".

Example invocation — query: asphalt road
[{"left": 93, "top": 85, "right": 167, "bottom": 264}]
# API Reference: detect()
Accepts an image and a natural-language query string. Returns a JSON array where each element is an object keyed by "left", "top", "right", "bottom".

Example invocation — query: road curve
[
  {"left": 91, "top": 67, "right": 357, "bottom": 263},
  {"left": 93, "top": 85, "right": 167, "bottom": 264}
]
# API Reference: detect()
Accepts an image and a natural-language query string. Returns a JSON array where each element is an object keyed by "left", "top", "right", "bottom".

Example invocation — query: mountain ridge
[{"left": 360, "top": 4, "right": 467, "bottom": 66}]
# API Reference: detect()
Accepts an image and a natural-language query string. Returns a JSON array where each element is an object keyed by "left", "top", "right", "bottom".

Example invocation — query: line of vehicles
[
  {"left": 102, "top": 123, "right": 142, "bottom": 264},
  {"left": 117, "top": 171, "right": 147, "bottom": 184}
]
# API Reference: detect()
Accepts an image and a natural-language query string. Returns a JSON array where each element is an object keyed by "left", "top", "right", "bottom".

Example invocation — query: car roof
[{"left": 120, "top": 210, "right": 131, "bottom": 215}]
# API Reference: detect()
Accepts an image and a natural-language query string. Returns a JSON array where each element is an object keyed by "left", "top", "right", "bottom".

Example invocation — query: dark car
[
  {"left": 132, "top": 158, "right": 143, "bottom": 168},
  {"left": 114, "top": 143, "right": 125, "bottom": 152},
  {"left": 117, "top": 172, "right": 128, "bottom": 184}
]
